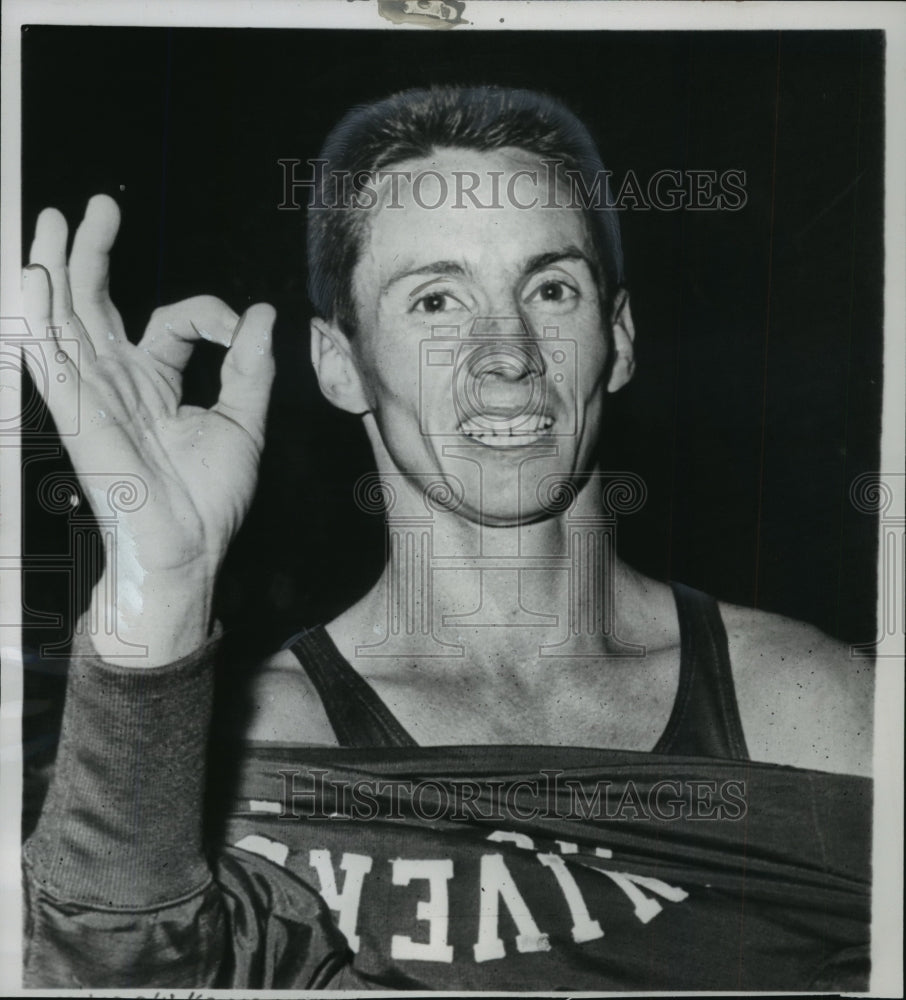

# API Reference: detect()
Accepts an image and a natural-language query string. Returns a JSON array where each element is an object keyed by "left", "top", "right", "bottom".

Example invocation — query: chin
[
  {"left": 460, "top": 469, "right": 583, "bottom": 527},
  {"left": 451, "top": 500, "right": 554, "bottom": 529}
]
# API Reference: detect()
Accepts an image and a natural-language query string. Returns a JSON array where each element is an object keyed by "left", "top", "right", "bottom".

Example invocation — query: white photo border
[{"left": 1, "top": 2, "right": 903, "bottom": 996}]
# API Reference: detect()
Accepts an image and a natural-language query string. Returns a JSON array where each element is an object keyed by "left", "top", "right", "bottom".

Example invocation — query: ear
[
  {"left": 310, "top": 317, "right": 370, "bottom": 414},
  {"left": 607, "top": 287, "right": 637, "bottom": 393}
]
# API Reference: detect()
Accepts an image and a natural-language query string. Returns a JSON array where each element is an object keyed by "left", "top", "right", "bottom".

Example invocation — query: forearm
[
  {"left": 22, "top": 625, "right": 353, "bottom": 989},
  {"left": 23, "top": 627, "right": 221, "bottom": 985}
]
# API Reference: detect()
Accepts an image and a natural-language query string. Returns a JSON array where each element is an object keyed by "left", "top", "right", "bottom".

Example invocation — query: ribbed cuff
[{"left": 24, "top": 626, "right": 222, "bottom": 909}]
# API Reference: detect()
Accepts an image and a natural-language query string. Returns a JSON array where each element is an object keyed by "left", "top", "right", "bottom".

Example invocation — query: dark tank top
[{"left": 285, "top": 581, "right": 750, "bottom": 759}]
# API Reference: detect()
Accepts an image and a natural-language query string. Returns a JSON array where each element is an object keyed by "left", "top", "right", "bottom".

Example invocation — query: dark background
[{"left": 21, "top": 27, "right": 884, "bottom": 769}]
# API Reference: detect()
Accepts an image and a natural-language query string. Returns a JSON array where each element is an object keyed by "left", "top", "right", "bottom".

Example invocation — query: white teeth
[{"left": 460, "top": 415, "right": 554, "bottom": 444}]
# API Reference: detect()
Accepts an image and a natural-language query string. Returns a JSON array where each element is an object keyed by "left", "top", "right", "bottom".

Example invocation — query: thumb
[{"left": 213, "top": 303, "right": 276, "bottom": 447}]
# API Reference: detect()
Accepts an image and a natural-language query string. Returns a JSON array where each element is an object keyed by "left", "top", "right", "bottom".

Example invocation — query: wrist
[{"left": 87, "top": 564, "right": 218, "bottom": 667}]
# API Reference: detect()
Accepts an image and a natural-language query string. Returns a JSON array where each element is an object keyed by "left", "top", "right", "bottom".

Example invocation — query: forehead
[{"left": 354, "top": 147, "right": 594, "bottom": 289}]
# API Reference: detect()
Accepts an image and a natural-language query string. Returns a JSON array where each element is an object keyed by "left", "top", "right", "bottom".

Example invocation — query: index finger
[{"left": 139, "top": 296, "right": 239, "bottom": 375}]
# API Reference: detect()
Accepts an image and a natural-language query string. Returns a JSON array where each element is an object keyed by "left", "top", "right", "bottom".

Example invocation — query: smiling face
[{"left": 312, "top": 147, "right": 635, "bottom": 526}]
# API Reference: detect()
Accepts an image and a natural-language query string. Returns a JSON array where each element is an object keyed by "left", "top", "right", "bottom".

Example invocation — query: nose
[{"left": 464, "top": 315, "right": 545, "bottom": 381}]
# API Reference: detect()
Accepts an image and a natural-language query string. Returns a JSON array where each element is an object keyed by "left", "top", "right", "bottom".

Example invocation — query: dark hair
[{"left": 307, "top": 85, "right": 625, "bottom": 336}]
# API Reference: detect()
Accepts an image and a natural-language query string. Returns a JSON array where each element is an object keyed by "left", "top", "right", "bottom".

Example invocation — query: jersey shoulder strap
[
  {"left": 286, "top": 581, "right": 750, "bottom": 759},
  {"left": 653, "top": 581, "right": 750, "bottom": 759},
  {"left": 285, "top": 627, "right": 417, "bottom": 748}
]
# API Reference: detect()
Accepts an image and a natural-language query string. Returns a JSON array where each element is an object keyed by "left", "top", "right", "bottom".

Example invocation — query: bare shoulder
[
  {"left": 241, "top": 647, "right": 340, "bottom": 746},
  {"left": 720, "top": 601, "right": 874, "bottom": 777}
]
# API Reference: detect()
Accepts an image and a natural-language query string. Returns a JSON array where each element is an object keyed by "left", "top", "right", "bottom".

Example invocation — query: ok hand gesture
[{"left": 23, "top": 195, "right": 276, "bottom": 663}]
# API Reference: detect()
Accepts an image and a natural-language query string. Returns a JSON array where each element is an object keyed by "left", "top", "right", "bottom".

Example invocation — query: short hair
[{"left": 307, "top": 85, "right": 625, "bottom": 337}]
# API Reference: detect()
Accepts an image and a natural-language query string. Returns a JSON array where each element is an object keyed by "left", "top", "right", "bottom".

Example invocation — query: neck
[{"left": 352, "top": 453, "right": 649, "bottom": 663}]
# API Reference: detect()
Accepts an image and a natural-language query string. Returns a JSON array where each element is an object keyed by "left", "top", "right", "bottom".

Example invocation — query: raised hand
[{"left": 23, "top": 195, "right": 276, "bottom": 663}]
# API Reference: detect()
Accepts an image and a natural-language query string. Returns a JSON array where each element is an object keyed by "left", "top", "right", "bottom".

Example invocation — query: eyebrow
[
  {"left": 392, "top": 261, "right": 466, "bottom": 297},
  {"left": 522, "top": 247, "right": 594, "bottom": 276},
  {"left": 383, "top": 246, "right": 595, "bottom": 297}
]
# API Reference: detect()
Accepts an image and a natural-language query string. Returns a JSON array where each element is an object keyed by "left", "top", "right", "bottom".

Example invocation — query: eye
[
  {"left": 411, "top": 291, "right": 464, "bottom": 314},
  {"left": 525, "top": 280, "right": 578, "bottom": 305}
]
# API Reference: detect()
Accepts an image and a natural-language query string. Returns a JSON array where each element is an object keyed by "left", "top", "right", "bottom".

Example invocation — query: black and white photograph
[{"left": 1, "top": 1, "right": 903, "bottom": 994}]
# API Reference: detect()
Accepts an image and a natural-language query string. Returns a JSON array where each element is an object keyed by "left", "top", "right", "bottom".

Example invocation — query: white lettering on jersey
[
  {"left": 248, "top": 799, "right": 282, "bottom": 814},
  {"left": 473, "top": 854, "right": 551, "bottom": 962},
  {"left": 389, "top": 858, "right": 455, "bottom": 963},
  {"left": 308, "top": 850, "right": 373, "bottom": 952},
  {"left": 537, "top": 853, "right": 605, "bottom": 944},
  {"left": 487, "top": 829, "right": 535, "bottom": 850},
  {"left": 486, "top": 831, "right": 603, "bottom": 944},
  {"left": 587, "top": 844, "right": 689, "bottom": 923},
  {"left": 233, "top": 833, "right": 289, "bottom": 867},
  {"left": 599, "top": 870, "right": 690, "bottom": 924},
  {"left": 300, "top": 830, "right": 691, "bottom": 963}
]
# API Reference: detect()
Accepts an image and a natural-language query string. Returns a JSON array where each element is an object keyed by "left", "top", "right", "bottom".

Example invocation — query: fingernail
[
  {"left": 22, "top": 264, "right": 48, "bottom": 288},
  {"left": 23, "top": 263, "right": 49, "bottom": 280},
  {"left": 191, "top": 320, "right": 232, "bottom": 349},
  {"left": 226, "top": 313, "right": 245, "bottom": 349},
  {"left": 221, "top": 310, "right": 241, "bottom": 347}
]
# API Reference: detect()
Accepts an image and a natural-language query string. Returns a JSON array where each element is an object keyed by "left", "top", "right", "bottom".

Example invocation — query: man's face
[{"left": 325, "top": 147, "right": 631, "bottom": 526}]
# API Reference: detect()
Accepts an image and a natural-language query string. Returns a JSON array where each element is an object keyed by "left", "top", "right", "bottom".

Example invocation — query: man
[{"left": 22, "top": 86, "right": 873, "bottom": 990}]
